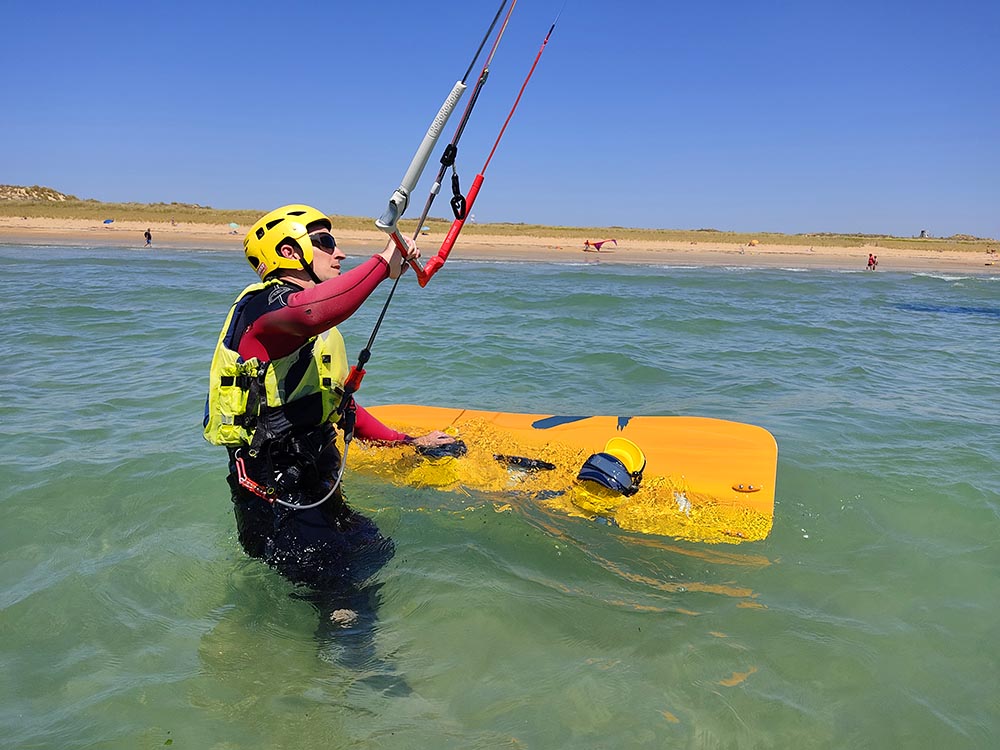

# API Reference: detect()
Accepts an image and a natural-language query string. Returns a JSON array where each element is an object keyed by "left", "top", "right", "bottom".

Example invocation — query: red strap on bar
[
  {"left": 413, "top": 173, "right": 485, "bottom": 288},
  {"left": 404, "top": 16, "right": 557, "bottom": 288}
]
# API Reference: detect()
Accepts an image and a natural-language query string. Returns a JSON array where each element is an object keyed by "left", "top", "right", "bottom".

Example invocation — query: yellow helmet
[
  {"left": 243, "top": 204, "right": 332, "bottom": 280},
  {"left": 603, "top": 438, "right": 646, "bottom": 475}
]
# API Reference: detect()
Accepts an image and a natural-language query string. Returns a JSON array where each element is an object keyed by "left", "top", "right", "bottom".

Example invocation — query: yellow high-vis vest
[{"left": 203, "top": 281, "right": 349, "bottom": 448}]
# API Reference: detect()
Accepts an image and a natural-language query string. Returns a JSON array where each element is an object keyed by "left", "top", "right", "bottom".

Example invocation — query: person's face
[{"left": 307, "top": 229, "right": 346, "bottom": 281}]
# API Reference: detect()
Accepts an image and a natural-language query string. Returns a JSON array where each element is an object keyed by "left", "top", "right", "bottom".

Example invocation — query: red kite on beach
[{"left": 583, "top": 239, "right": 617, "bottom": 252}]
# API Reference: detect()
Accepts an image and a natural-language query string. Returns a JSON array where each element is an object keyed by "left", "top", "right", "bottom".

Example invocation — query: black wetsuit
[
  {"left": 225, "top": 274, "right": 395, "bottom": 586},
  {"left": 220, "top": 262, "right": 408, "bottom": 691}
]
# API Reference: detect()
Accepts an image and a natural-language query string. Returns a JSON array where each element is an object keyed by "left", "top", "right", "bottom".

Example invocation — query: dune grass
[{"left": 1, "top": 198, "right": 994, "bottom": 253}]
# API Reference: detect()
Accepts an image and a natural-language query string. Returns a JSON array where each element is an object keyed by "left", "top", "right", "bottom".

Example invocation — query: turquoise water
[{"left": 2, "top": 244, "right": 998, "bottom": 749}]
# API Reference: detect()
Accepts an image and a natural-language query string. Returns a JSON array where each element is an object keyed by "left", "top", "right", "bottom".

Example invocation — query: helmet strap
[{"left": 300, "top": 256, "right": 322, "bottom": 285}]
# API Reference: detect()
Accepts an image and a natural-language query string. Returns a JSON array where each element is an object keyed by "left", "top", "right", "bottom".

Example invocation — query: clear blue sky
[{"left": 3, "top": 0, "right": 997, "bottom": 238}]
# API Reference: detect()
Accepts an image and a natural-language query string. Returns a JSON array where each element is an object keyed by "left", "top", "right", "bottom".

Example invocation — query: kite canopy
[
  {"left": 103, "top": 219, "right": 114, "bottom": 224},
  {"left": 229, "top": 222, "right": 239, "bottom": 229}
]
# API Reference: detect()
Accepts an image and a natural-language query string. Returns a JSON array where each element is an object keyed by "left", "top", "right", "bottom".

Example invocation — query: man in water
[
  {"left": 203, "top": 205, "right": 452, "bottom": 678},
  {"left": 144, "top": 228, "right": 152, "bottom": 247}
]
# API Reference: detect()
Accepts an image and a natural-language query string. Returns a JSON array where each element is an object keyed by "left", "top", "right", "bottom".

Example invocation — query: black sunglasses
[{"left": 310, "top": 232, "right": 337, "bottom": 251}]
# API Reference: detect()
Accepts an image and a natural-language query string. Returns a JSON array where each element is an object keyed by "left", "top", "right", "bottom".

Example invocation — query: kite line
[
  {"left": 342, "top": 0, "right": 516, "bottom": 402},
  {"left": 409, "top": 12, "right": 561, "bottom": 286},
  {"left": 343, "top": 2, "right": 561, "bottom": 414}
]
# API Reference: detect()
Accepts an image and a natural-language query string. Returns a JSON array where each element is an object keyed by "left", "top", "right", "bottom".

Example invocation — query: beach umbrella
[
  {"left": 229, "top": 222, "right": 239, "bottom": 229},
  {"left": 103, "top": 219, "right": 114, "bottom": 224}
]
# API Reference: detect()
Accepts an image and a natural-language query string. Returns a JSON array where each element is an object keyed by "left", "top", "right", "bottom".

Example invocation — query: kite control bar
[
  {"left": 403, "top": 0, "right": 519, "bottom": 258},
  {"left": 408, "top": 19, "right": 559, "bottom": 287},
  {"left": 375, "top": 80, "right": 466, "bottom": 241},
  {"left": 375, "top": 0, "right": 515, "bottom": 264},
  {"left": 346, "top": 1, "right": 512, "bottom": 401}
]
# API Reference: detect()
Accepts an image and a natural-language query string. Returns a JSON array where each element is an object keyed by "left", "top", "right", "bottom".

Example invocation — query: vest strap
[{"left": 220, "top": 375, "right": 255, "bottom": 389}]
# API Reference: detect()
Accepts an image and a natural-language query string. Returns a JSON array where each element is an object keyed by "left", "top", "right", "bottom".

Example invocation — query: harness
[{"left": 204, "top": 281, "right": 350, "bottom": 508}]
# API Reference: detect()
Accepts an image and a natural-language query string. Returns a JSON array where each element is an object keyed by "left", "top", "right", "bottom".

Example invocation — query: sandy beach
[{"left": 2, "top": 216, "right": 997, "bottom": 274}]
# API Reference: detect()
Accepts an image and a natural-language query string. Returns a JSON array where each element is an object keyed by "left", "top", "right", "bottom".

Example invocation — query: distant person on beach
[
  {"left": 203, "top": 204, "right": 454, "bottom": 671},
  {"left": 867, "top": 253, "right": 874, "bottom": 271},
  {"left": 872, "top": 255, "right": 879, "bottom": 271},
  {"left": 143, "top": 229, "right": 152, "bottom": 247}
]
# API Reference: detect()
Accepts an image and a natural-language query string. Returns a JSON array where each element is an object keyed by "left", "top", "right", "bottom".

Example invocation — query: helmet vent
[{"left": 255, "top": 227, "right": 265, "bottom": 240}]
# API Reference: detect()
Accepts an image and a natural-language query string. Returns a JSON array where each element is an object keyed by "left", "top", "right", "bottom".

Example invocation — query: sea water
[{"left": 1, "top": 244, "right": 998, "bottom": 749}]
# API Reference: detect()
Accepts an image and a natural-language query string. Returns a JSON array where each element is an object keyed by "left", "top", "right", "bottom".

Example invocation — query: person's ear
[{"left": 278, "top": 243, "right": 300, "bottom": 260}]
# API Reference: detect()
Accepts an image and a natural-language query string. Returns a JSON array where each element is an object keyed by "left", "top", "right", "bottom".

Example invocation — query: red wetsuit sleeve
[
  {"left": 237, "top": 255, "right": 389, "bottom": 362},
  {"left": 354, "top": 404, "right": 411, "bottom": 443}
]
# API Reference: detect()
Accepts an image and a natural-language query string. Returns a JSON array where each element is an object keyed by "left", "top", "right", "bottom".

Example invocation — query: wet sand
[{"left": 2, "top": 216, "right": 997, "bottom": 274}]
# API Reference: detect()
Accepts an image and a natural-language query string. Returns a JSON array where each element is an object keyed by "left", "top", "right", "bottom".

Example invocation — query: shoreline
[{"left": 2, "top": 216, "right": 997, "bottom": 274}]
